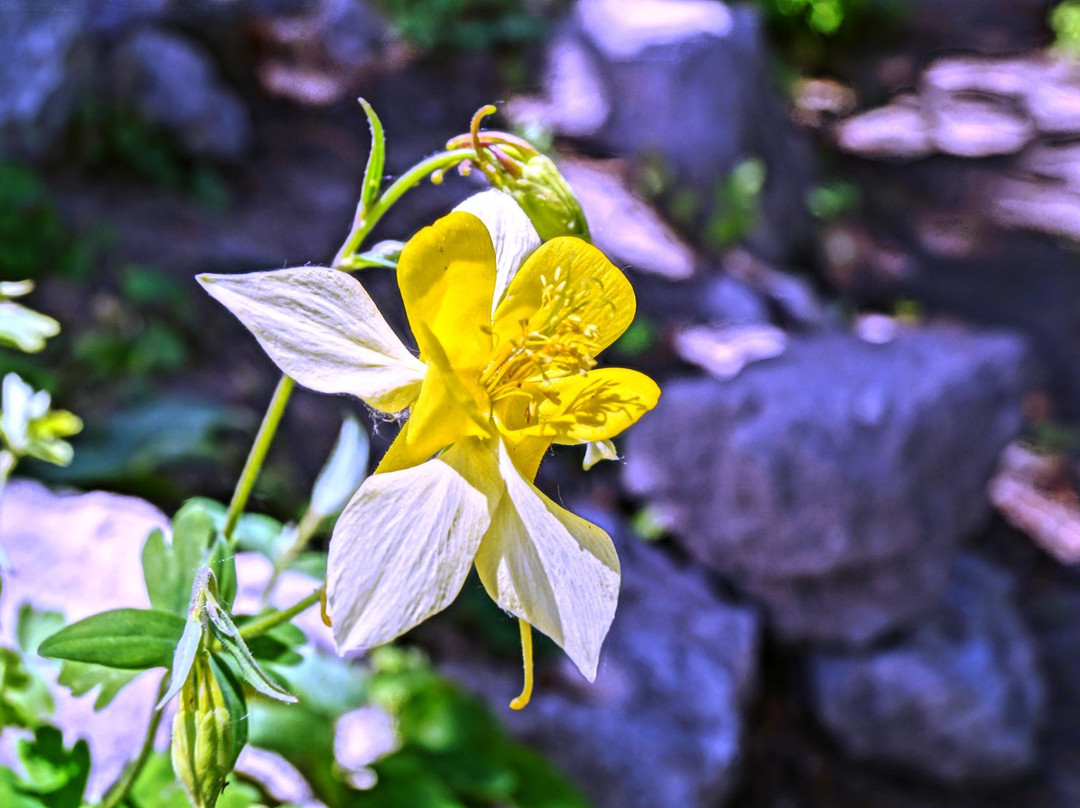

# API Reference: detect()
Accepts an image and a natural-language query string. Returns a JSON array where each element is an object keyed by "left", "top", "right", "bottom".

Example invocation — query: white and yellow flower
[{"left": 199, "top": 191, "right": 659, "bottom": 701}]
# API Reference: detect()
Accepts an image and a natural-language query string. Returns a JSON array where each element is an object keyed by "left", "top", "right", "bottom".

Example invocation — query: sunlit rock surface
[
  {"left": 807, "top": 557, "right": 1046, "bottom": 785},
  {"left": 624, "top": 326, "right": 1030, "bottom": 645}
]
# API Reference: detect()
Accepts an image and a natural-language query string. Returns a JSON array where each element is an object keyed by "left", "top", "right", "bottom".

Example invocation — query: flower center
[{"left": 479, "top": 266, "right": 602, "bottom": 406}]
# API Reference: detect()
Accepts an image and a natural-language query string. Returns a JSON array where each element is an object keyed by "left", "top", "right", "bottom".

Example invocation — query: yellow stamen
[{"left": 509, "top": 618, "right": 534, "bottom": 710}]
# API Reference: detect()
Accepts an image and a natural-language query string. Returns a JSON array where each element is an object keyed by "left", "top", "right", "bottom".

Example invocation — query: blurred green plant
[
  {"left": 0, "top": 164, "right": 93, "bottom": 281},
  {"left": 1051, "top": 0, "right": 1080, "bottom": 58},
  {"left": 806, "top": 180, "right": 860, "bottom": 221},
  {"left": 68, "top": 103, "right": 230, "bottom": 210},
  {"left": 373, "top": 0, "right": 557, "bottom": 52},
  {"left": 704, "top": 158, "right": 767, "bottom": 252}
]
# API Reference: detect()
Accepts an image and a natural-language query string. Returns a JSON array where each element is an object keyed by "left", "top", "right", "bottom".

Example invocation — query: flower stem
[
  {"left": 223, "top": 375, "right": 296, "bottom": 543},
  {"left": 509, "top": 619, "right": 534, "bottom": 710},
  {"left": 99, "top": 675, "right": 169, "bottom": 808},
  {"left": 239, "top": 586, "right": 324, "bottom": 640},
  {"left": 333, "top": 148, "right": 476, "bottom": 268}
]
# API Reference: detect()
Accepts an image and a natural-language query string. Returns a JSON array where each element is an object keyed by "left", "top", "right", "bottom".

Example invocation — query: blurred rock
[
  {"left": 674, "top": 324, "right": 786, "bottom": 381},
  {"left": 454, "top": 535, "right": 760, "bottom": 808},
  {"left": 255, "top": 0, "right": 393, "bottom": 106},
  {"left": 702, "top": 275, "right": 771, "bottom": 325},
  {"left": 722, "top": 248, "right": 829, "bottom": 329},
  {"left": 560, "top": 158, "right": 697, "bottom": 281},
  {"left": 0, "top": 1, "right": 92, "bottom": 160},
  {"left": 834, "top": 95, "right": 934, "bottom": 160},
  {"left": 624, "top": 326, "right": 1030, "bottom": 645},
  {"left": 807, "top": 557, "right": 1046, "bottom": 785},
  {"left": 537, "top": 0, "right": 816, "bottom": 261},
  {"left": 111, "top": 28, "right": 252, "bottom": 161}
]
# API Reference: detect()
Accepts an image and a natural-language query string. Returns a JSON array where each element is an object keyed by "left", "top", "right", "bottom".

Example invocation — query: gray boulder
[
  {"left": 0, "top": 1, "right": 92, "bottom": 160},
  {"left": 624, "top": 325, "right": 1029, "bottom": 645},
  {"left": 111, "top": 28, "right": 251, "bottom": 161},
  {"left": 807, "top": 557, "right": 1046, "bottom": 785},
  {"left": 453, "top": 533, "right": 760, "bottom": 808},
  {"left": 539, "top": 0, "right": 816, "bottom": 261}
]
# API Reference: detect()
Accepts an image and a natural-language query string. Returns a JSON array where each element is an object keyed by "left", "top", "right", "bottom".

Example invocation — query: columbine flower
[
  {"left": 0, "top": 373, "right": 82, "bottom": 466},
  {"left": 198, "top": 191, "right": 658, "bottom": 695}
]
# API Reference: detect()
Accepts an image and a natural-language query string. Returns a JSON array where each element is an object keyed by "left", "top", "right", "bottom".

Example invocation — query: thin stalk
[
  {"left": 333, "top": 148, "right": 476, "bottom": 268},
  {"left": 99, "top": 675, "right": 169, "bottom": 808},
  {"left": 223, "top": 375, "right": 296, "bottom": 543},
  {"left": 239, "top": 587, "right": 324, "bottom": 640}
]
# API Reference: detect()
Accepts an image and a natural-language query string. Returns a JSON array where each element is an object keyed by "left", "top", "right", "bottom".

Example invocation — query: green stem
[
  {"left": 333, "top": 148, "right": 476, "bottom": 268},
  {"left": 99, "top": 675, "right": 169, "bottom": 808},
  {"left": 223, "top": 375, "right": 296, "bottom": 543},
  {"left": 240, "top": 587, "right": 324, "bottom": 640}
]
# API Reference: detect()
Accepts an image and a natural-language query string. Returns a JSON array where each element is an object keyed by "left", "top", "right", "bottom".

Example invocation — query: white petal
[
  {"left": 199, "top": 267, "right": 426, "bottom": 413},
  {"left": 327, "top": 439, "right": 503, "bottom": 653},
  {"left": 583, "top": 439, "right": 619, "bottom": 470},
  {"left": 474, "top": 441, "right": 620, "bottom": 681},
  {"left": 454, "top": 190, "right": 541, "bottom": 312}
]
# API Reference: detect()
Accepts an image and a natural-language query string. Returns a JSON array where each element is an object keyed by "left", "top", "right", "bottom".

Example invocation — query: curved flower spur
[{"left": 198, "top": 190, "right": 659, "bottom": 707}]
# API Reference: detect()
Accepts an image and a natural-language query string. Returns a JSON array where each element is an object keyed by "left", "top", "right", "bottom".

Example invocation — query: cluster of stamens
[{"left": 480, "top": 266, "right": 604, "bottom": 417}]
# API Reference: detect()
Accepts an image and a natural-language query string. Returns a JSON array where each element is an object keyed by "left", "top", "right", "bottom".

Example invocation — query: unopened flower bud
[
  {"left": 171, "top": 655, "right": 234, "bottom": 808},
  {"left": 447, "top": 106, "right": 590, "bottom": 243}
]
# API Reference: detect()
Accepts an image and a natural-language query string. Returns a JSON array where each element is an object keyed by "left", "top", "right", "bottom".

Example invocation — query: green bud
[
  {"left": 447, "top": 105, "right": 590, "bottom": 243},
  {"left": 171, "top": 655, "right": 234, "bottom": 808}
]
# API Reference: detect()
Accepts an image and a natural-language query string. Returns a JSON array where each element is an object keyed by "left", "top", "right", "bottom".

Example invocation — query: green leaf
[
  {"left": 15, "top": 726, "right": 90, "bottom": 808},
  {"left": 158, "top": 601, "right": 205, "bottom": 708},
  {"left": 239, "top": 619, "right": 306, "bottom": 667},
  {"left": 0, "top": 648, "right": 54, "bottom": 728},
  {"left": 55, "top": 662, "right": 140, "bottom": 711},
  {"left": 38, "top": 609, "right": 186, "bottom": 670},
  {"left": 142, "top": 501, "right": 216, "bottom": 615},
  {"left": 16, "top": 605, "right": 64, "bottom": 655},
  {"left": 359, "top": 98, "right": 385, "bottom": 215},
  {"left": 205, "top": 597, "right": 296, "bottom": 704}
]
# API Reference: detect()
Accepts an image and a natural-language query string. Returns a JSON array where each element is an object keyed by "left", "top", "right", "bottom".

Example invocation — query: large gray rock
[
  {"left": 453, "top": 534, "right": 760, "bottom": 808},
  {"left": 624, "top": 325, "right": 1030, "bottom": 645},
  {"left": 111, "top": 28, "right": 251, "bottom": 161},
  {"left": 807, "top": 557, "right": 1046, "bottom": 785},
  {"left": 538, "top": 0, "right": 816, "bottom": 261},
  {"left": 0, "top": 1, "right": 92, "bottom": 160}
]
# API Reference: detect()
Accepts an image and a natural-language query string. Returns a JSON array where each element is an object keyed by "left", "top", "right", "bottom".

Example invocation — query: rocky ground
[{"left": 4, "top": 0, "right": 1080, "bottom": 806}]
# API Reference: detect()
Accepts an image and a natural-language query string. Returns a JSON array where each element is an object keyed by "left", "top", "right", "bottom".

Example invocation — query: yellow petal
[
  {"left": 398, "top": 211, "right": 496, "bottom": 382},
  {"left": 474, "top": 441, "right": 620, "bottom": 682},
  {"left": 491, "top": 237, "right": 635, "bottom": 353},
  {"left": 500, "top": 367, "right": 660, "bottom": 445}
]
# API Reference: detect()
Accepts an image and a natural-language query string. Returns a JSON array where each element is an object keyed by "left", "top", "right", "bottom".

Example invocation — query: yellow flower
[{"left": 198, "top": 191, "right": 659, "bottom": 695}]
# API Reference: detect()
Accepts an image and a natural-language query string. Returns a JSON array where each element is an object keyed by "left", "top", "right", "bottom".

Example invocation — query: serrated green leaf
[
  {"left": 359, "top": 98, "right": 385, "bottom": 215},
  {"left": 38, "top": 609, "right": 186, "bottom": 670},
  {"left": 55, "top": 662, "right": 140, "bottom": 711}
]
